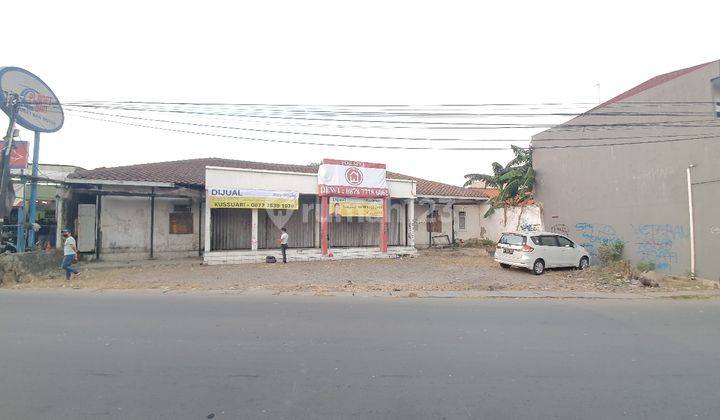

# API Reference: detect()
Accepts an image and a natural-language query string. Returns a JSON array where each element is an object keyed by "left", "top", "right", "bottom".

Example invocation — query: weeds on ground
[
  {"left": 636, "top": 261, "right": 656, "bottom": 272},
  {"left": 595, "top": 260, "right": 636, "bottom": 287},
  {"left": 598, "top": 242, "right": 624, "bottom": 265}
]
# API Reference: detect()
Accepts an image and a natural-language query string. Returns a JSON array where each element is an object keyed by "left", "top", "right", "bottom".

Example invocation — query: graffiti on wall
[
  {"left": 632, "top": 224, "right": 687, "bottom": 271},
  {"left": 567, "top": 221, "right": 688, "bottom": 271},
  {"left": 574, "top": 222, "right": 622, "bottom": 260},
  {"left": 549, "top": 223, "right": 569, "bottom": 235},
  {"left": 519, "top": 223, "right": 541, "bottom": 232}
]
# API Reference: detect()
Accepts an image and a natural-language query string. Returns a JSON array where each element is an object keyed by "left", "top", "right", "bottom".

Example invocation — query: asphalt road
[{"left": 1, "top": 291, "right": 719, "bottom": 420}]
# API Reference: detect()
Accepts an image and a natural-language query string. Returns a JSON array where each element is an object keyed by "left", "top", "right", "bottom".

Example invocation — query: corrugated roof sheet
[{"left": 69, "top": 158, "right": 488, "bottom": 199}]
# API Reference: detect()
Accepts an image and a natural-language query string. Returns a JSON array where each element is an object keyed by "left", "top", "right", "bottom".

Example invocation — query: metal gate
[{"left": 210, "top": 208, "right": 252, "bottom": 250}]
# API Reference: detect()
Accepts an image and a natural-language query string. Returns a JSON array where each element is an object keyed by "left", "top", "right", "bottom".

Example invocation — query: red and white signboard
[
  {"left": 317, "top": 159, "right": 388, "bottom": 197},
  {"left": 1, "top": 141, "right": 29, "bottom": 169}
]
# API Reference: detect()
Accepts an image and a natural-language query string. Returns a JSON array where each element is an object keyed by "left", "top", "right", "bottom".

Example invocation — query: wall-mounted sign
[
  {"left": 318, "top": 159, "right": 388, "bottom": 197},
  {"left": 1, "top": 140, "right": 29, "bottom": 169},
  {"left": 0, "top": 67, "right": 64, "bottom": 133},
  {"left": 208, "top": 188, "right": 299, "bottom": 209},
  {"left": 329, "top": 197, "right": 384, "bottom": 218}
]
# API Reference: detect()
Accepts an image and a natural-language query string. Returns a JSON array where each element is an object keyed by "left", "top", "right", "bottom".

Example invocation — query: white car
[{"left": 494, "top": 231, "right": 590, "bottom": 275}]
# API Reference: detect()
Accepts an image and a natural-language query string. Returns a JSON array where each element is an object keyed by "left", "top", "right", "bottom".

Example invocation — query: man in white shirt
[
  {"left": 61, "top": 228, "right": 79, "bottom": 280},
  {"left": 278, "top": 227, "right": 289, "bottom": 263}
]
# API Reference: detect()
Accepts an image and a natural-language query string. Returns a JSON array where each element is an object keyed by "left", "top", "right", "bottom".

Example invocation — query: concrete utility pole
[
  {"left": 0, "top": 94, "right": 20, "bottom": 216},
  {"left": 686, "top": 164, "right": 696, "bottom": 277},
  {"left": 26, "top": 131, "right": 41, "bottom": 249}
]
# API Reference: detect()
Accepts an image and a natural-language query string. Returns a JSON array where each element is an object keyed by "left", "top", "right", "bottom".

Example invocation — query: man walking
[
  {"left": 61, "top": 228, "right": 79, "bottom": 280},
  {"left": 278, "top": 227, "right": 289, "bottom": 263}
]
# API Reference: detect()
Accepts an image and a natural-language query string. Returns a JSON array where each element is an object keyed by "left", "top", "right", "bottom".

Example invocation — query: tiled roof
[
  {"left": 589, "top": 60, "right": 716, "bottom": 112},
  {"left": 69, "top": 158, "right": 488, "bottom": 199},
  {"left": 467, "top": 186, "right": 500, "bottom": 199}
]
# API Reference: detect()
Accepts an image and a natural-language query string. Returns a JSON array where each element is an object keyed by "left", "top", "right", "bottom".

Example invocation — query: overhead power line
[
  {"left": 72, "top": 113, "right": 720, "bottom": 151},
  {"left": 63, "top": 103, "right": 720, "bottom": 130},
  {"left": 60, "top": 100, "right": 719, "bottom": 107},
  {"left": 64, "top": 108, "right": 720, "bottom": 144},
  {"left": 61, "top": 101, "right": 714, "bottom": 117},
  {"left": 70, "top": 114, "right": 515, "bottom": 151}
]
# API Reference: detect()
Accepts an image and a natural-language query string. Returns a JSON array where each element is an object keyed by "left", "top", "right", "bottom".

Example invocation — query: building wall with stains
[
  {"left": 412, "top": 201, "right": 538, "bottom": 247},
  {"left": 533, "top": 61, "right": 720, "bottom": 279},
  {"left": 99, "top": 195, "right": 202, "bottom": 261}
]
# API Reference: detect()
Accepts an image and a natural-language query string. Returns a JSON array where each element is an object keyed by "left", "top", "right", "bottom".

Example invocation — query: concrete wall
[
  {"left": 453, "top": 204, "right": 484, "bottom": 242},
  {"left": 99, "top": 195, "right": 202, "bottom": 261},
  {"left": 413, "top": 202, "right": 450, "bottom": 247},
  {"left": 533, "top": 61, "right": 720, "bottom": 279},
  {"left": 475, "top": 204, "right": 542, "bottom": 241}
]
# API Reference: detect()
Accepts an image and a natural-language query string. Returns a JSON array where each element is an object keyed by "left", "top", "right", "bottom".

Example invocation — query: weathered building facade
[
  {"left": 533, "top": 60, "right": 720, "bottom": 279},
  {"left": 65, "top": 158, "right": 490, "bottom": 263}
]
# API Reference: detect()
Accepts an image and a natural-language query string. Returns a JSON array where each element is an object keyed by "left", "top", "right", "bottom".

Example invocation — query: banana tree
[{"left": 464, "top": 146, "right": 534, "bottom": 227}]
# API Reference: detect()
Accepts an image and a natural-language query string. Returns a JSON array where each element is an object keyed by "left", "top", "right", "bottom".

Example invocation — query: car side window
[
  {"left": 539, "top": 235, "right": 559, "bottom": 247},
  {"left": 531, "top": 236, "right": 541, "bottom": 245},
  {"left": 557, "top": 236, "right": 574, "bottom": 247}
]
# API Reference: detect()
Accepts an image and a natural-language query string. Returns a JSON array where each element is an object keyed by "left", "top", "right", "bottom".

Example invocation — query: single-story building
[
  {"left": 64, "top": 158, "right": 494, "bottom": 264},
  {"left": 7, "top": 163, "right": 80, "bottom": 250}
]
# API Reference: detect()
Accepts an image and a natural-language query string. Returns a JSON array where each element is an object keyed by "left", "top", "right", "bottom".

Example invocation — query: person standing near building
[
  {"left": 61, "top": 228, "right": 79, "bottom": 280},
  {"left": 278, "top": 227, "right": 289, "bottom": 263}
]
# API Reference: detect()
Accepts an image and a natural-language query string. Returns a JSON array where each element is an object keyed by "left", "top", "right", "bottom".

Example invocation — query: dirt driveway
[{"left": 10, "top": 248, "right": 715, "bottom": 295}]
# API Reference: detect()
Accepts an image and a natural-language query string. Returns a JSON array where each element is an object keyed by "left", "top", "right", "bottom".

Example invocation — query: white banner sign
[
  {"left": 208, "top": 188, "right": 299, "bottom": 209},
  {"left": 317, "top": 159, "right": 388, "bottom": 197}
]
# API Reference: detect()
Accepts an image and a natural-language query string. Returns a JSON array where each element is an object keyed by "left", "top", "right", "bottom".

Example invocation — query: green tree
[{"left": 464, "top": 146, "right": 535, "bottom": 226}]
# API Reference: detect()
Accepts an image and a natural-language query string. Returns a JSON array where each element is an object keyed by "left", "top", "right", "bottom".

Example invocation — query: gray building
[{"left": 532, "top": 60, "right": 720, "bottom": 279}]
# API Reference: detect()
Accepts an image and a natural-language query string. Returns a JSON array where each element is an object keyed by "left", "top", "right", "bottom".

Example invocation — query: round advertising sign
[{"left": 0, "top": 67, "right": 64, "bottom": 133}]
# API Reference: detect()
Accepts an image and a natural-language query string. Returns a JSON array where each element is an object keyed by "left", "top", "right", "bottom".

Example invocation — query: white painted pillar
[
  {"left": 251, "top": 208, "right": 259, "bottom": 251},
  {"left": 204, "top": 195, "right": 212, "bottom": 254},
  {"left": 314, "top": 196, "right": 321, "bottom": 248},
  {"left": 406, "top": 199, "right": 415, "bottom": 247},
  {"left": 55, "top": 195, "right": 63, "bottom": 249}
]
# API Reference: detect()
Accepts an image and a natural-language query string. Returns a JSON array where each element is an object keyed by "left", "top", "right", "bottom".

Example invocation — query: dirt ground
[{"left": 8, "top": 248, "right": 717, "bottom": 295}]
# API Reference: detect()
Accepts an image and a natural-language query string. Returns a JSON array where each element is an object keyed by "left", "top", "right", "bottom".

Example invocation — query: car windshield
[{"left": 499, "top": 233, "right": 526, "bottom": 246}]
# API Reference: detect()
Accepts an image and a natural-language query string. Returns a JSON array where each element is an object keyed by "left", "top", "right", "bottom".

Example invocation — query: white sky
[{"left": 3, "top": 0, "right": 719, "bottom": 185}]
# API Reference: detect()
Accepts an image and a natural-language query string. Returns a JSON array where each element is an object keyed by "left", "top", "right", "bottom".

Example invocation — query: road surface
[{"left": 1, "top": 291, "right": 719, "bottom": 419}]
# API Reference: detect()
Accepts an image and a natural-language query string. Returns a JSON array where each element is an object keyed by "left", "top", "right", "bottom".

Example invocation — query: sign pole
[
  {"left": 26, "top": 131, "right": 40, "bottom": 250},
  {"left": 16, "top": 170, "right": 26, "bottom": 252},
  {"left": 320, "top": 195, "right": 329, "bottom": 255},
  {"left": 380, "top": 196, "right": 388, "bottom": 253}
]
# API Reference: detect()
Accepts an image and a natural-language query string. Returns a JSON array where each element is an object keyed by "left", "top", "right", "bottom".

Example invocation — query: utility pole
[
  {"left": 0, "top": 93, "right": 20, "bottom": 216},
  {"left": 26, "top": 131, "right": 41, "bottom": 249}
]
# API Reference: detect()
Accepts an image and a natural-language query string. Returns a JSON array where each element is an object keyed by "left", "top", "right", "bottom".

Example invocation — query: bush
[
  {"left": 636, "top": 261, "right": 656, "bottom": 273},
  {"left": 478, "top": 238, "right": 497, "bottom": 247},
  {"left": 598, "top": 242, "right": 624, "bottom": 265}
]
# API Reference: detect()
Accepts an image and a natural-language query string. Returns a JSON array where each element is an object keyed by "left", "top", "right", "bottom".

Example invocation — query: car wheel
[
  {"left": 578, "top": 257, "right": 589, "bottom": 270},
  {"left": 500, "top": 263, "right": 511, "bottom": 269},
  {"left": 532, "top": 259, "right": 545, "bottom": 275}
]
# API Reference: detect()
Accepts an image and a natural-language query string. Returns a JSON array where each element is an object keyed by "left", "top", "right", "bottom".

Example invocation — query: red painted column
[
  {"left": 321, "top": 195, "right": 329, "bottom": 255},
  {"left": 380, "top": 196, "right": 388, "bottom": 253}
]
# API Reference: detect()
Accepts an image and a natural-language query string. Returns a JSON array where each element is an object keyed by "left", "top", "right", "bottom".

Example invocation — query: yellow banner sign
[
  {"left": 208, "top": 189, "right": 299, "bottom": 209},
  {"left": 329, "top": 197, "right": 384, "bottom": 218}
]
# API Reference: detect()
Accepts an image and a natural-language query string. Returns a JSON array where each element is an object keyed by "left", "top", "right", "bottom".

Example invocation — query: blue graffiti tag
[
  {"left": 574, "top": 222, "right": 623, "bottom": 261},
  {"left": 633, "top": 224, "right": 688, "bottom": 271}
]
